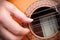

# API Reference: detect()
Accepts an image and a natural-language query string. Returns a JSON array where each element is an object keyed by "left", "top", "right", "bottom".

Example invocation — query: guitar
[{"left": 7, "top": 0, "right": 60, "bottom": 40}]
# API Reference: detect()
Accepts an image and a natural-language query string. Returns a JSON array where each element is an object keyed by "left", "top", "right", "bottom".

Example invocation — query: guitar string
[
  {"left": 31, "top": 16, "right": 59, "bottom": 27},
  {"left": 32, "top": 7, "right": 55, "bottom": 15},
  {"left": 32, "top": 4, "right": 60, "bottom": 15},
  {"left": 31, "top": 4, "right": 60, "bottom": 19},
  {"left": 30, "top": 11, "right": 60, "bottom": 37},
  {"left": 30, "top": 13, "right": 60, "bottom": 37},
  {"left": 31, "top": 8, "right": 59, "bottom": 21},
  {"left": 30, "top": 6, "right": 60, "bottom": 28},
  {"left": 26, "top": 3, "right": 60, "bottom": 40},
  {"left": 30, "top": 12, "right": 60, "bottom": 27},
  {"left": 33, "top": 11, "right": 58, "bottom": 20}
]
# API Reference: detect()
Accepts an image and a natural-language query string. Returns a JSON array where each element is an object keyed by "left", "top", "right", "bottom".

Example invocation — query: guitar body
[{"left": 7, "top": 0, "right": 60, "bottom": 40}]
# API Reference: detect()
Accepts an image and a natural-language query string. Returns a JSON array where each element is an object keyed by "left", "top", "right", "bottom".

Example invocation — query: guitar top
[{"left": 7, "top": 0, "right": 60, "bottom": 40}]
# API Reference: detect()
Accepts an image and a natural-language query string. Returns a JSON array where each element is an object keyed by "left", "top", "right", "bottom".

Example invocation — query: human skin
[
  {"left": 0, "top": 0, "right": 59, "bottom": 40},
  {"left": 0, "top": 0, "right": 33, "bottom": 40}
]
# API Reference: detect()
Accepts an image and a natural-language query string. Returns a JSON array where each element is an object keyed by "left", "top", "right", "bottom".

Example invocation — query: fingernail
[{"left": 28, "top": 18, "right": 33, "bottom": 22}]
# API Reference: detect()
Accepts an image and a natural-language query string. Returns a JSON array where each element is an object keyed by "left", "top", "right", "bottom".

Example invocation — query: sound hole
[{"left": 30, "top": 7, "right": 60, "bottom": 37}]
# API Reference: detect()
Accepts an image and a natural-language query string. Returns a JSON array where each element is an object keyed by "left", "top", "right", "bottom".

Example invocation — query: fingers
[
  {"left": 3, "top": 1, "right": 33, "bottom": 23},
  {"left": 0, "top": 24, "right": 23, "bottom": 40},
  {"left": 0, "top": 8, "right": 30, "bottom": 36}
]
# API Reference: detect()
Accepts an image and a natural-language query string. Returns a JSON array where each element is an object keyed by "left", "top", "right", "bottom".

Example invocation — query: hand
[{"left": 0, "top": 1, "right": 33, "bottom": 40}]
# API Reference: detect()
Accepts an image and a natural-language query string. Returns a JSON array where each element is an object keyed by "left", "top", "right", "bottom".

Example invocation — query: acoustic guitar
[{"left": 7, "top": 0, "right": 60, "bottom": 40}]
